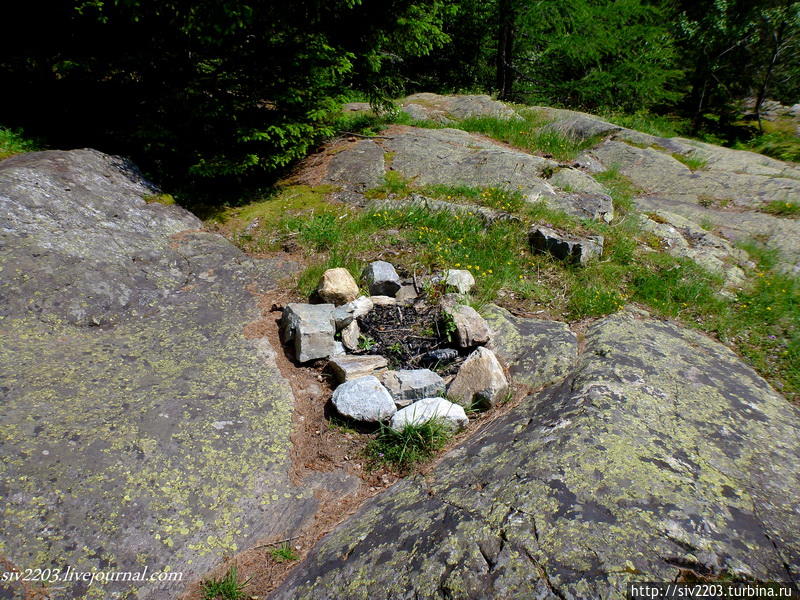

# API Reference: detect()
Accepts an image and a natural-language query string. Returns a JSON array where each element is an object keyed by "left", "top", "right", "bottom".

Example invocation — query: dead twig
[{"left": 252, "top": 535, "right": 300, "bottom": 550}]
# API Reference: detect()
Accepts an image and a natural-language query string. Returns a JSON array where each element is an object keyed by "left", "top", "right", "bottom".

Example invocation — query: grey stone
[
  {"left": 380, "top": 369, "right": 446, "bottom": 408},
  {"left": 638, "top": 210, "right": 751, "bottom": 289},
  {"left": 549, "top": 167, "right": 608, "bottom": 196},
  {"left": 0, "top": 149, "right": 360, "bottom": 599},
  {"left": 328, "top": 355, "right": 389, "bottom": 383},
  {"left": 333, "top": 295, "right": 373, "bottom": 329},
  {"left": 280, "top": 303, "right": 335, "bottom": 343},
  {"left": 535, "top": 106, "right": 622, "bottom": 140},
  {"left": 389, "top": 397, "right": 468, "bottom": 432},
  {"left": 445, "top": 269, "right": 475, "bottom": 294},
  {"left": 395, "top": 284, "right": 419, "bottom": 303},
  {"left": 272, "top": 313, "right": 800, "bottom": 599},
  {"left": 483, "top": 304, "right": 578, "bottom": 388},
  {"left": 529, "top": 225, "right": 604, "bottom": 265},
  {"left": 447, "top": 347, "right": 509, "bottom": 408},
  {"left": 381, "top": 128, "right": 557, "bottom": 203},
  {"left": 280, "top": 303, "right": 338, "bottom": 363},
  {"left": 551, "top": 192, "right": 614, "bottom": 223},
  {"left": 401, "top": 93, "right": 521, "bottom": 124},
  {"left": 363, "top": 261, "right": 402, "bottom": 296},
  {"left": 584, "top": 138, "right": 800, "bottom": 267},
  {"left": 316, "top": 267, "right": 359, "bottom": 305},
  {"left": 341, "top": 320, "right": 360, "bottom": 351},
  {"left": 445, "top": 304, "right": 491, "bottom": 348},
  {"left": 331, "top": 376, "right": 396, "bottom": 423},
  {"left": 321, "top": 139, "right": 385, "bottom": 192}
]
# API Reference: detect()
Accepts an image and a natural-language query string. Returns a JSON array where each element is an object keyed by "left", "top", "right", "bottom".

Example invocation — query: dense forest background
[{"left": 1, "top": 0, "right": 798, "bottom": 198}]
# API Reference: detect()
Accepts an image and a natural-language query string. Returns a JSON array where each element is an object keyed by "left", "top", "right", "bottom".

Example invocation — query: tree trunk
[
  {"left": 495, "top": 0, "right": 514, "bottom": 100},
  {"left": 754, "top": 22, "right": 787, "bottom": 133}
]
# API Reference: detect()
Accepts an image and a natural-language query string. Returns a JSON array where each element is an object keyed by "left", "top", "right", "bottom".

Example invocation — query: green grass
[
  {"left": 0, "top": 126, "right": 38, "bottom": 160},
  {"left": 419, "top": 184, "right": 526, "bottom": 213},
  {"left": 270, "top": 543, "right": 299, "bottom": 562},
  {"left": 761, "top": 200, "right": 800, "bottom": 218},
  {"left": 201, "top": 566, "right": 249, "bottom": 600},
  {"left": 364, "top": 171, "right": 413, "bottom": 199},
  {"left": 365, "top": 419, "right": 452, "bottom": 473},
  {"left": 216, "top": 178, "right": 800, "bottom": 404},
  {"left": 451, "top": 112, "right": 601, "bottom": 161},
  {"left": 734, "top": 119, "right": 800, "bottom": 163},
  {"left": 602, "top": 111, "right": 690, "bottom": 138},
  {"left": 672, "top": 153, "right": 708, "bottom": 171},
  {"left": 593, "top": 166, "right": 640, "bottom": 215}
]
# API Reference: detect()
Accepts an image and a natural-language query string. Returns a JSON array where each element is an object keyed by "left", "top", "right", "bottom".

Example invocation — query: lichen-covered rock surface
[
  {"left": 271, "top": 311, "right": 800, "bottom": 599},
  {"left": 482, "top": 304, "right": 578, "bottom": 389},
  {"left": 0, "top": 150, "right": 358, "bottom": 599}
]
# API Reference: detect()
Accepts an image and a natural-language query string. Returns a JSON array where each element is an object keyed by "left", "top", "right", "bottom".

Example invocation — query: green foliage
[
  {"left": 357, "top": 335, "right": 377, "bottom": 351},
  {"left": 441, "top": 311, "right": 457, "bottom": 342},
  {"left": 201, "top": 566, "right": 249, "bottom": 600},
  {"left": 510, "top": 0, "right": 683, "bottom": 111},
  {"left": 0, "top": 127, "right": 38, "bottom": 160},
  {"left": 593, "top": 167, "right": 640, "bottom": 215},
  {"left": 420, "top": 184, "right": 525, "bottom": 212},
  {"left": 270, "top": 543, "right": 299, "bottom": 563},
  {"left": 761, "top": 200, "right": 800, "bottom": 217},
  {"left": 1, "top": 0, "right": 452, "bottom": 194},
  {"left": 143, "top": 193, "right": 176, "bottom": 206},
  {"left": 365, "top": 419, "right": 452, "bottom": 472}
]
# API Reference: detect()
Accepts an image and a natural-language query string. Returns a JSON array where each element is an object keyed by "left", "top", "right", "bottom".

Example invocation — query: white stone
[
  {"left": 332, "top": 376, "right": 396, "bottom": 423},
  {"left": 448, "top": 347, "right": 509, "bottom": 408},
  {"left": 370, "top": 295, "right": 397, "bottom": 306},
  {"left": 390, "top": 397, "right": 468, "bottom": 432},
  {"left": 317, "top": 268, "right": 359, "bottom": 305},
  {"left": 445, "top": 269, "right": 475, "bottom": 294},
  {"left": 333, "top": 296, "right": 374, "bottom": 329}
]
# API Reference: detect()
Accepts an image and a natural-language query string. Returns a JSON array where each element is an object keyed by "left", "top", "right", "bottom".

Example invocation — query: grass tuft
[
  {"left": 201, "top": 566, "right": 249, "bottom": 600},
  {"left": 270, "top": 543, "right": 299, "bottom": 563},
  {"left": 672, "top": 152, "right": 708, "bottom": 171},
  {"left": 761, "top": 200, "right": 800, "bottom": 218},
  {"left": 365, "top": 419, "right": 452, "bottom": 473}
]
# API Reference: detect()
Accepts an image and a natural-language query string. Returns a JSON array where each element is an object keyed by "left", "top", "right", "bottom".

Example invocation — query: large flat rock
[
  {"left": 0, "top": 150, "right": 353, "bottom": 599},
  {"left": 271, "top": 311, "right": 800, "bottom": 599},
  {"left": 580, "top": 139, "right": 800, "bottom": 268},
  {"left": 482, "top": 304, "right": 578, "bottom": 388}
]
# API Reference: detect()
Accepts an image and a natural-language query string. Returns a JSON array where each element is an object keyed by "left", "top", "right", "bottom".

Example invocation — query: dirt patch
[
  {"left": 288, "top": 136, "right": 363, "bottom": 187},
  {"left": 180, "top": 289, "right": 399, "bottom": 600}
]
